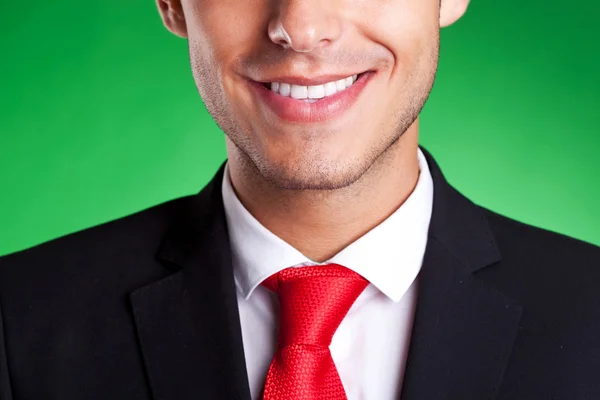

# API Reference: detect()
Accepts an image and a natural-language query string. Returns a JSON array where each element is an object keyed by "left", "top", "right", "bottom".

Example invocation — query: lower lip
[{"left": 248, "top": 72, "right": 375, "bottom": 124}]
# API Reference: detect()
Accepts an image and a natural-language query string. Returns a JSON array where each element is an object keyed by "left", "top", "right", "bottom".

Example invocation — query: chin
[{"left": 256, "top": 155, "right": 366, "bottom": 191}]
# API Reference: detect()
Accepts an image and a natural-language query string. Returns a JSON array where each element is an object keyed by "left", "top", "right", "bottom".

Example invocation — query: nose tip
[
  {"left": 267, "top": 3, "right": 342, "bottom": 53},
  {"left": 268, "top": 20, "right": 305, "bottom": 51}
]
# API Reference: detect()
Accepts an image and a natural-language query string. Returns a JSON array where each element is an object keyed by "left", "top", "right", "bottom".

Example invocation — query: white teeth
[
  {"left": 268, "top": 74, "right": 359, "bottom": 100},
  {"left": 307, "top": 85, "right": 325, "bottom": 99},
  {"left": 279, "top": 82, "right": 291, "bottom": 96},
  {"left": 290, "top": 85, "right": 308, "bottom": 99},
  {"left": 324, "top": 81, "right": 337, "bottom": 96}
]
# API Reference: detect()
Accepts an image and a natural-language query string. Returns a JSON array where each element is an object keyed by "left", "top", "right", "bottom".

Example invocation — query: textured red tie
[{"left": 260, "top": 263, "right": 369, "bottom": 400}]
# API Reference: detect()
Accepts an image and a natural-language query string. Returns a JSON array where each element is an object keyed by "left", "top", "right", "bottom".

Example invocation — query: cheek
[
  {"left": 184, "top": 1, "right": 268, "bottom": 109},
  {"left": 184, "top": 0, "right": 266, "bottom": 68},
  {"left": 360, "top": 1, "right": 439, "bottom": 77}
]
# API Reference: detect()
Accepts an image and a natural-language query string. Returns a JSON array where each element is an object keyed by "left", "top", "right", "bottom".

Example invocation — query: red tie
[{"left": 260, "top": 263, "right": 369, "bottom": 400}]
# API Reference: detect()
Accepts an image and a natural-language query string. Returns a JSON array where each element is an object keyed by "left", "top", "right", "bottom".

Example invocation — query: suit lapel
[
  {"left": 400, "top": 148, "right": 523, "bottom": 400},
  {"left": 128, "top": 147, "right": 524, "bottom": 400},
  {"left": 399, "top": 239, "right": 523, "bottom": 399},
  {"left": 130, "top": 163, "right": 252, "bottom": 400}
]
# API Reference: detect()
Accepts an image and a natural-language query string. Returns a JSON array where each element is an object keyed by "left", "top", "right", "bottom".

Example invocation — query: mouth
[
  {"left": 259, "top": 72, "right": 367, "bottom": 101},
  {"left": 248, "top": 71, "right": 376, "bottom": 123}
]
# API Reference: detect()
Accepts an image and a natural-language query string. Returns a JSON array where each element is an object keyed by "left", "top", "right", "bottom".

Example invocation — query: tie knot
[{"left": 261, "top": 264, "right": 369, "bottom": 348}]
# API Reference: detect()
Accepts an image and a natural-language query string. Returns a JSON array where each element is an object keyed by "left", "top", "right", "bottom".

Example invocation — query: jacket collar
[
  {"left": 399, "top": 147, "right": 522, "bottom": 399},
  {"left": 130, "top": 163, "right": 252, "bottom": 400},
  {"left": 130, "top": 146, "right": 522, "bottom": 400}
]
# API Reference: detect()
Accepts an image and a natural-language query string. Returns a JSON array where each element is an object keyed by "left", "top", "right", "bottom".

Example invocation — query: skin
[{"left": 156, "top": 0, "right": 470, "bottom": 262}]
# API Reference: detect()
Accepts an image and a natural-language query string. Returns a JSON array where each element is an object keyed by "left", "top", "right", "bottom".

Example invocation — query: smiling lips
[
  {"left": 250, "top": 71, "right": 374, "bottom": 123},
  {"left": 267, "top": 74, "right": 359, "bottom": 103}
]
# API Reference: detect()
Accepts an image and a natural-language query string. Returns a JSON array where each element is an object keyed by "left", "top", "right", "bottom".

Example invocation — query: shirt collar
[{"left": 222, "top": 148, "right": 434, "bottom": 303}]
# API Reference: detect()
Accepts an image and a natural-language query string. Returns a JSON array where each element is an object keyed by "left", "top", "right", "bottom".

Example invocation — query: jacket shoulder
[
  {"left": 479, "top": 206, "right": 600, "bottom": 313},
  {"left": 483, "top": 207, "right": 600, "bottom": 267},
  {"left": 0, "top": 195, "right": 188, "bottom": 289},
  {"left": 479, "top": 207, "right": 600, "bottom": 396}
]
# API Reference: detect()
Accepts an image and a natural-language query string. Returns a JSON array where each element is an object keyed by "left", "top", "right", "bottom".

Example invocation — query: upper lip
[{"left": 254, "top": 71, "right": 369, "bottom": 86}]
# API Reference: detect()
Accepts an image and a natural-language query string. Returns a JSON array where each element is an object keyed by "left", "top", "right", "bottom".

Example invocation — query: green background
[{"left": 1, "top": 0, "right": 598, "bottom": 256}]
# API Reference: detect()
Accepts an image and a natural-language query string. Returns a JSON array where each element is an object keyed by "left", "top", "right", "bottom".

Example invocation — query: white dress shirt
[{"left": 221, "top": 148, "right": 434, "bottom": 400}]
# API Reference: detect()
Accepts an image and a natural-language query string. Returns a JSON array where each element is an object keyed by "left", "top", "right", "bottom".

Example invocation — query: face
[{"left": 158, "top": 0, "right": 468, "bottom": 190}]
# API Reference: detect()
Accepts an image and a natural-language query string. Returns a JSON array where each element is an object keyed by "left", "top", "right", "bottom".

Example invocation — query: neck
[{"left": 226, "top": 123, "right": 421, "bottom": 263}]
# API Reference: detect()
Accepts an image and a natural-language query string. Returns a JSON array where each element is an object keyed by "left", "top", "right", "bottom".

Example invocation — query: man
[{"left": 1, "top": 0, "right": 599, "bottom": 398}]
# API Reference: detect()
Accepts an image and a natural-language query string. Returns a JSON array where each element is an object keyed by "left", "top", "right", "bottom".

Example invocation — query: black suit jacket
[{"left": 1, "top": 147, "right": 599, "bottom": 400}]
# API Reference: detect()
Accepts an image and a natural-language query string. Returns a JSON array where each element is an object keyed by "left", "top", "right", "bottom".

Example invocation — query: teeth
[
  {"left": 324, "top": 82, "right": 337, "bottom": 96},
  {"left": 290, "top": 85, "right": 308, "bottom": 99},
  {"left": 279, "top": 83, "right": 291, "bottom": 96},
  {"left": 307, "top": 85, "right": 325, "bottom": 99},
  {"left": 269, "top": 74, "right": 359, "bottom": 101}
]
